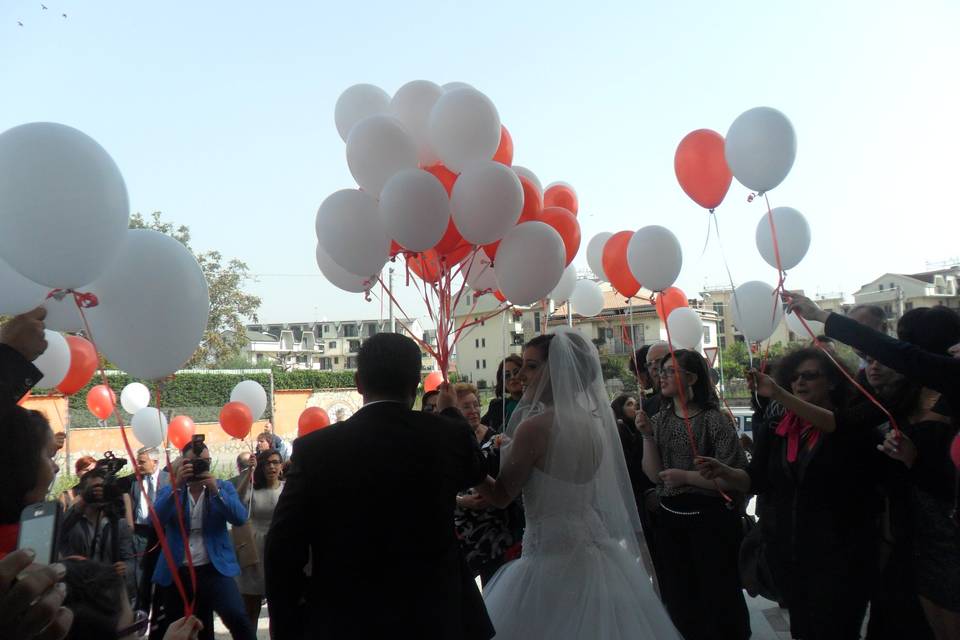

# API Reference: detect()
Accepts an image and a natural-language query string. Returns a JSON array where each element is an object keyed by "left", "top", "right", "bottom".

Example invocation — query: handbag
[
  {"left": 738, "top": 514, "right": 780, "bottom": 602},
  {"left": 231, "top": 489, "right": 259, "bottom": 569}
]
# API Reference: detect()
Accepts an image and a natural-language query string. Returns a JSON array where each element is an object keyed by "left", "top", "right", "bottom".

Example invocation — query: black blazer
[
  {"left": 0, "top": 345, "right": 40, "bottom": 408},
  {"left": 265, "top": 401, "right": 494, "bottom": 640}
]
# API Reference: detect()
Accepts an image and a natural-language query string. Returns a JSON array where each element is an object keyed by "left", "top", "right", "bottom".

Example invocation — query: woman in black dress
[
  {"left": 481, "top": 355, "right": 523, "bottom": 430},
  {"left": 698, "top": 348, "right": 887, "bottom": 640},
  {"left": 638, "top": 349, "right": 750, "bottom": 640}
]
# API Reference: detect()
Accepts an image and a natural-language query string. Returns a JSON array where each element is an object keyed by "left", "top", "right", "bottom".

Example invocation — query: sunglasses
[{"left": 791, "top": 371, "right": 823, "bottom": 382}]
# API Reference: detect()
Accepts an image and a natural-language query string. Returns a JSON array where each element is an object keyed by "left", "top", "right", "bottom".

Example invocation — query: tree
[{"left": 129, "top": 211, "right": 261, "bottom": 367}]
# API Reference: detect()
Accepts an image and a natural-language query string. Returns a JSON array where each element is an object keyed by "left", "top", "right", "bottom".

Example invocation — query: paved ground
[{"left": 214, "top": 593, "right": 793, "bottom": 639}]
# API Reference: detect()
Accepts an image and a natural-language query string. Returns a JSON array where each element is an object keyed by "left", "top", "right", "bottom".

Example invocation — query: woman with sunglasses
[
  {"left": 697, "top": 348, "right": 888, "bottom": 640},
  {"left": 638, "top": 349, "right": 750, "bottom": 640},
  {"left": 236, "top": 448, "right": 285, "bottom": 629},
  {"left": 481, "top": 355, "right": 524, "bottom": 430}
]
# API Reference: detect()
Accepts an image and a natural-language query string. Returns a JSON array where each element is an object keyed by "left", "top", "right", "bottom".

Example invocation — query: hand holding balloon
[{"left": 783, "top": 291, "right": 829, "bottom": 324}]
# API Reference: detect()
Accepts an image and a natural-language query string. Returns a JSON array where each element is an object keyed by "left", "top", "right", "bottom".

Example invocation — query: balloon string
[
  {"left": 68, "top": 291, "right": 196, "bottom": 617},
  {"left": 662, "top": 307, "right": 732, "bottom": 504}
]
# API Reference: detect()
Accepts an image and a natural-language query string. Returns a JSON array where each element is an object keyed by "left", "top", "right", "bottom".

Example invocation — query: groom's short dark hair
[{"left": 357, "top": 333, "right": 422, "bottom": 399}]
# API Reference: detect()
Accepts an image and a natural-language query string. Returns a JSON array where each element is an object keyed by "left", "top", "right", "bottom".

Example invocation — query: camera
[
  {"left": 93, "top": 451, "right": 128, "bottom": 503},
  {"left": 188, "top": 434, "right": 210, "bottom": 477}
]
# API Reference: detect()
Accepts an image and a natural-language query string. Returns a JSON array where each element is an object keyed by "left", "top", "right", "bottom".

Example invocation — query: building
[
  {"left": 453, "top": 282, "right": 721, "bottom": 388},
  {"left": 853, "top": 266, "right": 960, "bottom": 328},
  {"left": 232, "top": 318, "right": 437, "bottom": 372},
  {"left": 701, "top": 285, "right": 821, "bottom": 347}
]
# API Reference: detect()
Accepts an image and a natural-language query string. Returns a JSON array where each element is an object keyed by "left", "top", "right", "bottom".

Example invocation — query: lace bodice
[{"left": 521, "top": 469, "right": 609, "bottom": 555}]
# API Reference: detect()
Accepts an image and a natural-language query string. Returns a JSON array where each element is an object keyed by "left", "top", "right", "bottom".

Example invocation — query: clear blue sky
[{"left": 2, "top": 1, "right": 957, "bottom": 323}]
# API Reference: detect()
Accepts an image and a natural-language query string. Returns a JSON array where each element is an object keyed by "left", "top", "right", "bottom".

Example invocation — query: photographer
[
  {"left": 151, "top": 437, "right": 255, "bottom": 640},
  {"left": 58, "top": 470, "right": 136, "bottom": 597}
]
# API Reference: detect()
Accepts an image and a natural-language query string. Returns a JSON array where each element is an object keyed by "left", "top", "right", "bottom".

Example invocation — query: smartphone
[{"left": 17, "top": 501, "right": 61, "bottom": 564}]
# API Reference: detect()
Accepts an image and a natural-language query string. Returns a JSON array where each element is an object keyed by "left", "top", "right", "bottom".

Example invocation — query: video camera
[{"left": 85, "top": 451, "right": 128, "bottom": 514}]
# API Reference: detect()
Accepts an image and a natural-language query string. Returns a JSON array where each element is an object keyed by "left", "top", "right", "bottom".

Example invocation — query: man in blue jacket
[{"left": 152, "top": 439, "right": 256, "bottom": 640}]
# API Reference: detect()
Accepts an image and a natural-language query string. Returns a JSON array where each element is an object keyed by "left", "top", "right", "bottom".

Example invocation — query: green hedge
[{"left": 47, "top": 370, "right": 357, "bottom": 428}]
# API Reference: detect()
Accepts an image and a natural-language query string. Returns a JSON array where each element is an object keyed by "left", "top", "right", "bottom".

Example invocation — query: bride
[{"left": 475, "top": 329, "right": 681, "bottom": 639}]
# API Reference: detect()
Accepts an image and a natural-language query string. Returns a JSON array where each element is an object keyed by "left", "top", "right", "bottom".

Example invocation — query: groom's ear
[{"left": 354, "top": 372, "right": 363, "bottom": 395}]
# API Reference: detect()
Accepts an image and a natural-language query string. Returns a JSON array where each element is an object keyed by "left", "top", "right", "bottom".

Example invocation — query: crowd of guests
[{"left": 2, "top": 291, "right": 959, "bottom": 640}]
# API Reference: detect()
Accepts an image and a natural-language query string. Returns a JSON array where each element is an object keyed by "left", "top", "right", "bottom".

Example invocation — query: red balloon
[
  {"left": 390, "top": 240, "right": 405, "bottom": 258},
  {"left": 434, "top": 218, "right": 469, "bottom": 259},
  {"left": 423, "top": 163, "right": 458, "bottom": 195},
  {"left": 220, "top": 401, "right": 253, "bottom": 439},
  {"left": 602, "top": 231, "right": 640, "bottom": 298},
  {"left": 57, "top": 336, "right": 98, "bottom": 395},
  {"left": 423, "top": 371, "right": 443, "bottom": 393},
  {"left": 537, "top": 206, "right": 580, "bottom": 266},
  {"left": 543, "top": 183, "right": 578, "bottom": 215},
  {"left": 674, "top": 129, "right": 732, "bottom": 210},
  {"left": 298, "top": 406, "right": 330, "bottom": 437},
  {"left": 407, "top": 250, "right": 443, "bottom": 283},
  {"left": 492, "top": 125, "right": 513, "bottom": 165},
  {"left": 655, "top": 287, "right": 689, "bottom": 322},
  {"left": 951, "top": 433, "right": 960, "bottom": 470},
  {"left": 168, "top": 415, "right": 196, "bottom": 450},
  {"left": 483, "top": 176, "right": 542, "bottom": 260},
  {"left": 493, "top": 290, "right": 507, "bottom": 303},
  {"left": 86, "top": 384, "right": 116, "bottom": 420}
]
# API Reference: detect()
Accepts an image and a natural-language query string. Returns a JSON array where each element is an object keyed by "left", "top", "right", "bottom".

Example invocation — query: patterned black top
[{"left": 652, "top": 407, "right": 747, "bottom": 497}]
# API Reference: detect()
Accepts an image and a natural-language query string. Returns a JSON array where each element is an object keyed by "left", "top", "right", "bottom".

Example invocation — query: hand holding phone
[
  {"left": 0, "top": 548, "right": 72, "bottom": 640},
  {"left": 17, "top": 502, "right": 61, "bottom": 565}
]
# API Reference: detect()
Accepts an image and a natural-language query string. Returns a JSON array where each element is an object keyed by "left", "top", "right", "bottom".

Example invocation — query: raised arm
[
  {"left": 748, "top": 369, "right": 837, "bottom": 433},
  {"left": 475, "top": 414, "right": 549, "bottom": 509}
]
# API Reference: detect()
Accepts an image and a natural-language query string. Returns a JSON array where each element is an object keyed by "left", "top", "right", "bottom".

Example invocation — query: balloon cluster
[
  {"left": 220, "top": 380, "right": 268, "bottom": 440},
  {"left": 0, "top": 123, "right": 212, "bottom": 381},
  {"left": 316, "top": 81, "right": 585, "bottom": 373}
]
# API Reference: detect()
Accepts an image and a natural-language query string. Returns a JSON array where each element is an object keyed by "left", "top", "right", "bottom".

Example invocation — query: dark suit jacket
[
  {"left": 0, "top": 344, "right": 40, "bottom": 407},
  {"left": 265, "top": 401, "right": 493, "bottom": 640}
]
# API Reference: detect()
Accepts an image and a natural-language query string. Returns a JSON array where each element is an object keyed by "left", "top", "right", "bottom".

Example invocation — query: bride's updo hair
[{"left": 524, "top": 331, "right": 601, "bottom": 390}]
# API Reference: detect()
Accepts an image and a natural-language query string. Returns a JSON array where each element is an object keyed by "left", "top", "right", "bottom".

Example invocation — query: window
[
  {"left": 889, "top": 282, "right": 895, "bottom": 289},
  {"left": 319, "top": 358, "right": 332, "bottom": 370},
  {"left": 879, "top": 284, "right": 885, "bottom": 291},
  {"left": 475, "top": 339, "right": 480, "bottom": 348},
  {"left": 482, "top": 359, "right": 487, "bottom": 369},
  {"left": 328, "top": 341, "right": 337, "bottom": 349},
  {"left": 702, "top": 326, "right": 711, "bottom": 343},
  {"left": 712, "top": 302, "right": 724, "bottom": 317},
  {"left": 343, "top": 325, "right": 358, "bottom": 337},
  {"left": 346, "top": 356, "right": 359, "bottom": 368},
  {"left": 883, "top": 304, "right": 893, "bottom": 314},
  {"left": 334, "top": 357, "right": 339, "bottom": 365},
  {"left": 476, "top": 360, "right": 480, "bottom": 369},
  {"left": 481, "top": 338, "right": 486, "bottom": 348},
  {"left": 348, "top": 340, "right": 361, "bottom": 353},
  {"left": 905, "top": 302, "right": 914, "bottom": 311},
  {"left": 534, "top": 312, "right": 541, "bottom": 333}
]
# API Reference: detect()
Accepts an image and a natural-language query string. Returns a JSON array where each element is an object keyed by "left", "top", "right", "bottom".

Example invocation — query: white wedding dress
[{"left": 482, "top": 329, "right": 680, "bottom": 639}]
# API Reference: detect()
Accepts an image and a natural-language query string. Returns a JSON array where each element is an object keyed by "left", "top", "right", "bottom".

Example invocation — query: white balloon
[
  {"left": 462, "top": 251, "right": 498, "bottom": 293},
  {"left": 43, "top": 295, "right": 84, "bottom": 333},
  {"left": 378, "top": 169, "right": 449, "bottom": 252},
  {"left": 345, "top": 115, "right": 418, "bottom": 197},
  {"left": 316, "top": 189, "right": 390, "bottom": 278},
  {"left": 626, "top": 225, "right": 683, "bottom": 292},
  {"left": 725, "top": 107, "right": 797, "bottom": 193},
  {"left": 586, "top": 232, "right": 612, "bottom": 281},
  {"left": 494, "top": 222, "right": 565, "bottom": 305},
  {"left": 315, "top": 244, "right": 375, "bottom": 293},
  {"left": 390, "top": 80, "right": 443, "bottom": 165},
  {"left": 512, "top": 166, "right": 542, "bottom": 194},
  {"left": 0, "top": 258, "right": 48, "bottom": 315},
  {"left": 428, "top": 88, "right": 501, "bottom": 172},
  {"left": 0, "top": 122, "right": 129, "bottom": 289},
  {"left": 731, "top": 280, "right": 785, "bottom": 343},
  {"left": 120, "top": 382, "right": 151, "bottom": 414},
  {"left": 131, "top": 407, "right": 168, "bottom": 449},
  {"left": 231, "top": 380, "right": 268, "bottom": 421},
  {"left": 549, "top": 265, "right": 577, "bottom": 304},
  {"left": 755, "top": 206, "right": 811, "bottom": 271},
  {"left": 86, "top": 230, "right": 210, "bottom": 379},
  {"left": 33, "top": 330, "right": 69, "bottom": 389},
  {"left": 450, "top": 161, "right": 523, "bottom": 245},
  {"left": 785, "top": 311, "right": 824, "bottom": 339},
  {"left": 334, "top": 84, "right": 390, "bottom": 142},
  {"left": 666, "top": 307, "right": 704, "bottom": 350},
  {"left": 570, "top": 279, "right": 605, "bottom": 317},
  {"left": 442, "top": 81, "right": 474, "bottom": 92}
]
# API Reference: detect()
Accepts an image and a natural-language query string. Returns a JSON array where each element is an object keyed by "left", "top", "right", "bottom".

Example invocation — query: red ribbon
[{"left": 775, "top": 411, "right": 820, "bottom": 463}]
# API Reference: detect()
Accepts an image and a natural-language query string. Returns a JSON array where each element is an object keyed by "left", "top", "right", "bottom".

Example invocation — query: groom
[{"left": 265, "top": 333, "right": 494, "bottom": 640}]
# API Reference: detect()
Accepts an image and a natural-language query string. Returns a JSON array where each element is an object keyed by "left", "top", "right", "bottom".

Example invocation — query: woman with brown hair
[{"left": 481, "top": 355, "right": 524, "bottom": 430}]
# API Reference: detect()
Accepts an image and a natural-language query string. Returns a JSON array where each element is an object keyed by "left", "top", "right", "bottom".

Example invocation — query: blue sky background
[{"left": 2, "top": 1, "right": 957, "bottom": 323}]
